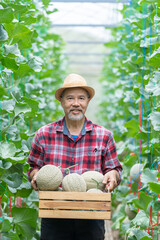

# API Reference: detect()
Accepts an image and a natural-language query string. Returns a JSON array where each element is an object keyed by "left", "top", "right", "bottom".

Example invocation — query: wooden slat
[
  {"left": 39, "top": 209, "right": 111, "bottom": 220},
  {"left": 39, "top": 191, "right": 111, "bottom": 201},
  {"left": 39, "top": 200, "right": 111, "bottom": 210}
]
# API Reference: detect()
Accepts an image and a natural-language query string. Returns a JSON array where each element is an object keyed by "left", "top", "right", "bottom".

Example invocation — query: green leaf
[
  {"left": 14, "top": 102, "right": 31, "bottom": 117},
  {"left": 16, "top": 63, "right": 32, "bottom": 77},
  {"left": 145, "top": 81, "right": 160, "bottom": 97},
  {"left": 132, "top": 192, "right": 152, "bottom": 211},
  {"left": 28, "top": 56, "right": 43, "bottom": 72},
  {"left": 124, "top": 119, "right": 139, "bottom": 137},
  {"left": 2, "top": 231, "right": 21, "bottom": 240},
  {"left": 0, "top": 142, "right": 16, "bottom": 158},
  {"left": 12, "top": 207, "right": 38, "bottom": 239},
  {"left": 8, "top": 3, "right": 28, "bottom": 15},
  {"left": 16, "top": 182, "right": 32, "bottom": 198},
  {"left": 2, "top": 172, "right": 22, "bottom": 188},
  {"left": 21, "top": 137, "right": 33, "bottom": 153},
  {"left": 131, "top": 210, "right": 150, "bottom": 229},
  {"left": 20, "top": 15, "right": 37, "bottom": 25},
  {"left": 141, "top": 168, "right": 158, "bottom": 184},
  {"left": 0, "top": 85, "right": 7, "bottom": 97},
  {"left": 4, "top": 22, "right": 34, "bottom": 49},
  {"left": 5, "top": 22, "right": 31, "bottom": 40},
  {"left": 0, "top": 25, "right": 8, "bottom": 41},
  {"left": 1, "top": 99, "right": 15, "bottom": 112},
  {"left": 22, "top": 97, "right": 39, "bottom": 113},
  {"left": 140, "top": 37, "right": 158, "bottom": 48},
  {"left": 0, "top": 180, "right": 8, "bottom": 196},
  {"left": 1, "top": 219, "right": 12, "bottom": 232},
  {"left": 149, "top": 48, "right": 160, "bottom": 68},
  {"left": 127, "top": 227, "right": 151, "bottom": 240},
  {"left": 0, "top": 55, "right": 19, "bottom": 71},
  {"left": 4, "top": 43, "right": 21, "bottom": 57},
  {"left": 0, "top": 160, "right": 12, "bottom": 170},
  {"left": 149, "top": 112, "right": 160, "bottom": 131},
  {"left": 2, "top": 164, "right": 23, "bottom": 188},
  {"left": 0, "top": 8, "right": 14, "bottom": 23},
  {"left": 7, "top": 156, "right": 26, "bottom": 164},
  {"left": 148, "top": 182, "right": 160, "bottom": 194},
  {"left": 42, "top": 0, "right": 50, "bottom": 7}
]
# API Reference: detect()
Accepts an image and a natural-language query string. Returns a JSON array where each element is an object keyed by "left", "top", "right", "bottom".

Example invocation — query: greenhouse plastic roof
[{"left": 49, "top": 1, "right": 127, "bottom": 121}]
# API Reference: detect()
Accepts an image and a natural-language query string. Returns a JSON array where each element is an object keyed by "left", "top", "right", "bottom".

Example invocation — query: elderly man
[{"left": 28, "top": 73, "right": 122, "bottom": 240}]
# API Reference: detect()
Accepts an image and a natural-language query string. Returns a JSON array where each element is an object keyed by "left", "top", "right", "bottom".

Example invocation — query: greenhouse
[{"left": 0, "top": 0, "right": 160, "bottom": 239}]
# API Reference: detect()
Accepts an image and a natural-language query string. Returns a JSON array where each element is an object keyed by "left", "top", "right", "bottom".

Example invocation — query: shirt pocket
[{"left": 83, "top": 146, "right": 102, "bottom": 162}]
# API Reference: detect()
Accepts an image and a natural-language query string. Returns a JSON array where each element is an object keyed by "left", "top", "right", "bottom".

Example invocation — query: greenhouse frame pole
[
  {"left": 52, "top": 24, "right": 117, "bottom": 27},
  {"left": 51, "top": 0, "right": 128, "bottom": 3}
]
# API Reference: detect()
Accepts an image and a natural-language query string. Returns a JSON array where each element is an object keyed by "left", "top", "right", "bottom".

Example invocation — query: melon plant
[
  {"left": 82, "top": 171, "right": 105, "bottom": 191},
  {"left": 36, "top": 165, "right": 63, "bottom": 191},
  {"left": 130, "top": 163, "right": 143, "bottom": 183},
  {"left": 62, "top": 173, "right": 86, "bottom": 192}
]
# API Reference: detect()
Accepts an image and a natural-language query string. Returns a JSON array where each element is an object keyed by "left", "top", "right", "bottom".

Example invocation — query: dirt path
[{"left": 105, "top": 220, "right": 119, "bottom": 240}]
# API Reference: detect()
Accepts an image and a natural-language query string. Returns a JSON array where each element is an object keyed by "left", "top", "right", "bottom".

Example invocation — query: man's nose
[{"left": 72, "top": 98, "right": 80, "bottom": 106}]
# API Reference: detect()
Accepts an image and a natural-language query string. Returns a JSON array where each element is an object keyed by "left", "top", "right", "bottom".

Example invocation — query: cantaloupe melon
[
  {"left": 62, "top": 173, "right": 86, "bottom": 192},
  {"left": 125, "top": 205, "right": 137, "bottom": 220},
  {"left": 82, "top": 171, "right": 105, "bottom": 191},
  {"left": 87, "top": 189, "right": 103, "bottom": 193},
  {"left": 36, "top": 164, "right": 63, "bottom": 191},
  {"left": 130, "top": 163, "right": 143, "bottom": 183}
]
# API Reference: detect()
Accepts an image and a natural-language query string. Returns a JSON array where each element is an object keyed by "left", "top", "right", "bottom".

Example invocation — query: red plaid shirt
[{"left": 27, "top": 117, "right": 122, "bottom": 180}]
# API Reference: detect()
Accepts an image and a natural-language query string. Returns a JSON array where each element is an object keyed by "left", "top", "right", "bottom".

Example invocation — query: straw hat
[{"left": 55, "top": 73, "right": 95, "bottom": 101}]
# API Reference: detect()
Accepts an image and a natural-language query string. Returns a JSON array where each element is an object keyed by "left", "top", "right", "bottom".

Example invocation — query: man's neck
[{"left": 65, "top": 117, "right": 85, "bottom": 135}]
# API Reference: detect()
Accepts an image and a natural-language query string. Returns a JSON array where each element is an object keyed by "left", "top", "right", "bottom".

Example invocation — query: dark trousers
[{"left": 41, "top": 218, "right": 105, "bottom": 240}]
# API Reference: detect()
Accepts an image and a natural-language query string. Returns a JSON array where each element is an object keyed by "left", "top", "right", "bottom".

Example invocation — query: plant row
[
  {"left": 99, "top": 0, "right": 160, "bottom": 239},
  {"left": 0, "top": 0, "right": 66, "bottom": 239}
]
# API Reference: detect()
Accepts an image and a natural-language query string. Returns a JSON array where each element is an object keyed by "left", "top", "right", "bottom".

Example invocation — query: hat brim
[{"left": 55, "top": 86, "right": 95, "bottom": 101}]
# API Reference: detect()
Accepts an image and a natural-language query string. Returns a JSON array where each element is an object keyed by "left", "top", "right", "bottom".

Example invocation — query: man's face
[{"left": 60, "top": 87, "right": 90, "bottom": 121}]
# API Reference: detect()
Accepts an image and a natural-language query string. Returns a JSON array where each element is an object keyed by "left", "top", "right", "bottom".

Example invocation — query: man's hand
[
  {"left": 103, "top": 170, "right": 119, "bottom": 192},
  {"left": 30, "top": 169, "right": 39, "bottom": 191}
]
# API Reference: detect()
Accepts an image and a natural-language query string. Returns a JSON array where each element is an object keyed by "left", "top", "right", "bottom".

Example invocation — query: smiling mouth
[{"left": 71, "top": 110, "right": 82, "bottom": 114}]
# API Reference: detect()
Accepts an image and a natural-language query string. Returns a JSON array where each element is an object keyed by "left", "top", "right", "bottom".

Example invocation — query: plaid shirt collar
[{"left": 55, "top": 117, "right": 93, "bottom": 136}]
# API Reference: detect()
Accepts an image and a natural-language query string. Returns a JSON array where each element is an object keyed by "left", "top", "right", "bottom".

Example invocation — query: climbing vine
[
  {"left": 99, "top": 0, "right": 160, "bottom": 239},
  {"left": 0, "top": 0, "right": 66, "bottom": 239}
]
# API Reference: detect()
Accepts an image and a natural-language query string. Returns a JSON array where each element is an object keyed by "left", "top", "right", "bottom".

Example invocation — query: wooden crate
[{"left": 38, "top": 191, "right": 111, "bottom": 220}]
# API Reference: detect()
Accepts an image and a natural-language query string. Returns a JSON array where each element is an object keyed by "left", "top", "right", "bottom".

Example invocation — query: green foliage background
[
  {"left": 0, "top": 0, "right": 66, "bottom": 239},
  {"left": 0, "top": 0, "right": 160, "bottom": 239},
  {"left": 99, "top": 0, "right": 160, "bottom": 239}
]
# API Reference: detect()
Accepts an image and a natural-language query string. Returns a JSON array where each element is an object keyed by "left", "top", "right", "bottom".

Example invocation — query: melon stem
[
  {"left": 91, "top": 178, "right": 100, "bottom": 189},
  {"left": 64, "top": 164, "right": 78, "bottom": 174}
]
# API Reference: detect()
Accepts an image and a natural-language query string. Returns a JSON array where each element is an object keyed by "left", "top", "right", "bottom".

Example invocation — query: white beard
[{"left": 68, "top": 112, "right": 83, "bottom": 121}]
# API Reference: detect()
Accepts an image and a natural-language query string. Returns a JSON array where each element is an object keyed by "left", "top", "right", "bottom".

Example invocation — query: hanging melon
[
  {"left": 36, "top": 164, "right": 63, "bottom": 191},
  {"left": 125, "top": 205, "right": 137, "bottom": 220},
  {"left": 82, "top": 171, "right": 105, "bottom": 191},
  {"left": 62, "top": 173, "right": 86, "bottom": 192},
  {"left": 130, "top": 163, "right": 143, "bottom": 183}
]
